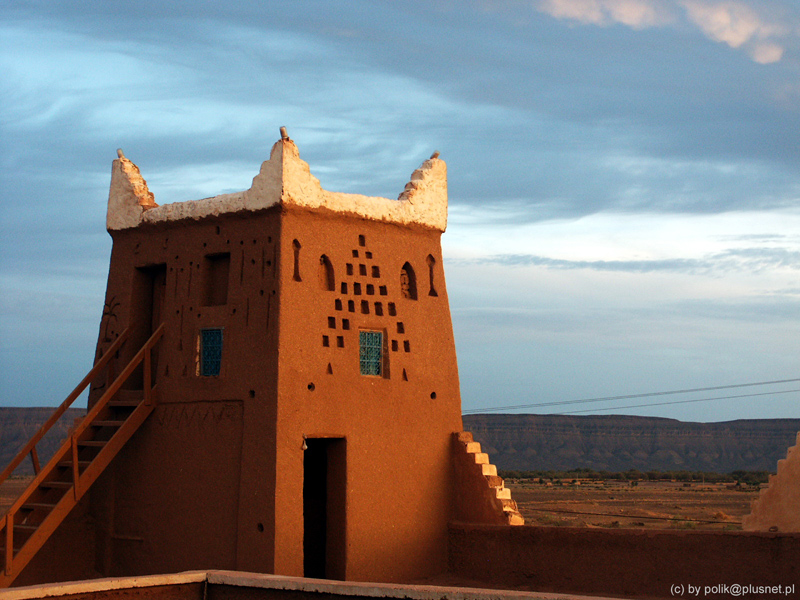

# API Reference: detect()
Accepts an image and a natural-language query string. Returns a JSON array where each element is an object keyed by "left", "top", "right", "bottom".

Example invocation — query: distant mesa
[{"left": 463, "top": 413, "right": 800, "bottom": 473}]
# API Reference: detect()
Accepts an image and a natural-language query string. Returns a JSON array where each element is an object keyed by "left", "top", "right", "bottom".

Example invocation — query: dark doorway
[
  {"left": 128, "top": 263, "right": 166, "bottom": 389},
  {"left": 303, "top": 438, "right": 346, "bottom": 580}
]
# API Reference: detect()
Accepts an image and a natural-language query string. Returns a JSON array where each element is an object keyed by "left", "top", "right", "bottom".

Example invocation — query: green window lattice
[
  {"left": 359, "top": 331, "right": 383, "bottom": 376},
  {"left": 201, "top": 328, "right": 223, "bottom": 376}
]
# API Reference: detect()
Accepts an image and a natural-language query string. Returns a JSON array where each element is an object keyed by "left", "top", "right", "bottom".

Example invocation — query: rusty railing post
[
  {"left": 30, "top": 446, "right": 41, "bottom": 475},
  {"left": 5, "top": 513, "right": 12, "bottom": 576},
  {"left": 71, "top": 436, "right": 80, "bottom": 500}
]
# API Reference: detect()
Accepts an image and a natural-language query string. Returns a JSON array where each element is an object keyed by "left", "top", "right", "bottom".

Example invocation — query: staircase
[
  {"left": 453, "top": 431, "right": 524, "bottom": 525},
  {"left": 0, "top": 323, "right": 164, "bottom": 587}
]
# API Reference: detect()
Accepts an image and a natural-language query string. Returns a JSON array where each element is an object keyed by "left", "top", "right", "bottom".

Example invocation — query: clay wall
[
  {"left": 272, "top": 207, "right": 463, "bottom": 581},
  {"left": 79, "top": 201, "right": 464, "bottom": 583},
  {"left": 86, "top": 210, "right": 283, "bottom": 577},
  {"left": 448, "top": 523, "right": 800, "bottom": 599}
]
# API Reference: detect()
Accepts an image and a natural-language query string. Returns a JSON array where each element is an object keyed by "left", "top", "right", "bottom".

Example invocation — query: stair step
[
  {"left": 58, "top": 460, "right": 91, "bottom": 469},
  {"left": 485, "top": 475, "right": 504, "bottom": 488},
  {"left": 456, "top": 431, "right": 474, "bottom": 443},
  {"left": 496, "top": 487, "right": 512, "bottom": 500},
  {"left": 480, "top": 463, "right": 497, "bottom": 477},
  {"left": 78, "top": 441, "right": 107, "bottom": 447},
  {"left": 108, "top": 399, "right": 140, "bottom": 407},
  {"left": 39, "top": 481, "right": 72, "bottom": 489},
  {"left": 22, "top": 503, "right": 57, "bottom": 511},
  {"left": 115, "top": 389, "right": 144, "bottom": 401},
  {"left": 473, "top": 453, "right": 490, "bottom": 465},
  {"left": 500, "top": 498, "right": 518, "bottom": 510},
  {"left": 506, "top": 511, "right": 525, "bottom": 526},
  {"left": 465, "top": 442, "right": 481, "bottom": 453},
  {"left": 92, "top": 420, "right": 125, "bottom": 427}
]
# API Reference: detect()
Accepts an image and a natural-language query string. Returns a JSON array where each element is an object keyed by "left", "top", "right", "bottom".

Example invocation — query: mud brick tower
[
  {"left": 91, "top": 131, "right": 462, "bottom": 582},
  {"left": 2, "top": 130, "right": 520, "bottom": 589}
]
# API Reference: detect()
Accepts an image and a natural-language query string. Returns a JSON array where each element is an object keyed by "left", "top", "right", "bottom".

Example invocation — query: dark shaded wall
[
  {"left": 448, "top": 523, "right": 800, "bottom": 599},
  {"left": 87, "top": 209, "right": 283, "bottom": 578}
]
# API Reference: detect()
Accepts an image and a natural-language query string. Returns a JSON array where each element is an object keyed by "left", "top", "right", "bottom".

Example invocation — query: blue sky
[{"left": 1, "top": 1, "right": 799, "bottom": 421}]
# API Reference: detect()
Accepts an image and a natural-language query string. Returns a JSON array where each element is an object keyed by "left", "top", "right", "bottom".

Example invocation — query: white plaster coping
[
  {"left": 0, "top": 570, "right": 627, "bottom": 600},
  {"left": 108, "top": 137, "right": 448, "bottom": 232}
]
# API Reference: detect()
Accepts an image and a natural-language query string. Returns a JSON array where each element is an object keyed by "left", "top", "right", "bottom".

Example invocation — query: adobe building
[
  {"left": 1, "top": 130, "right": 520, "bottom": 588},
  {"left": 3, "top": 130, "right": 799, "bottom": 600}
]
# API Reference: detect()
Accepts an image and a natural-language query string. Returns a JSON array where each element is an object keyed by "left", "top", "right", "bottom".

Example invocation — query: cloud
[
  {"left": 537, "top": 0, "right": 674, "bottom": 28},
  {"left": 537, "top": 0, "right": 792, "bottom": 63},
  {"left": 458, "top": 246, "right": 800, "bottom": 275},
  {"left": 681, "top": 1, "right": 787, "bottom": 63}
]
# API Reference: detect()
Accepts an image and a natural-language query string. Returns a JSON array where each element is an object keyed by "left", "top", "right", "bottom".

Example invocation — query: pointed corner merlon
[
  {"left": 396, "top": 154, "right": 448, "bottom": 231},
  {"left": 107, "top": 152, "right": 158, "bottom": 231}
]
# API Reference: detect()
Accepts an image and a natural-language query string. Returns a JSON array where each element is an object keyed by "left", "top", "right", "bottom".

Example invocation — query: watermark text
[{"left": 671, "top": 583, "right": 795, "bottom": 597}]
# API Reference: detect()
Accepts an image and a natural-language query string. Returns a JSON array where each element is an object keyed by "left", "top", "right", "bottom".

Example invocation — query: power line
[
  {"left": 463, "top": 377, "right": 800, "bottom": 414},
  {"left": 559, "top": 388, "right": 800, "bottom": 415}
]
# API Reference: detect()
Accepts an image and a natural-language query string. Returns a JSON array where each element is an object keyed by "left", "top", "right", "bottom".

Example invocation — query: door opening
[
  {"left": 128, "top": 263, "right": 166, "bottom": 389},
  {"left": 303, "top": 437, "right": 346, "bottom": 579}
]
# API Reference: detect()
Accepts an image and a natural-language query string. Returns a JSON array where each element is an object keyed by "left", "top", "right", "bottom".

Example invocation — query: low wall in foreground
[
  {"left": 0, "top": 571, "right": 620, "bottom": 600},
  {"left": 448, "top": 523, "right": 800, "bottom": 600}
]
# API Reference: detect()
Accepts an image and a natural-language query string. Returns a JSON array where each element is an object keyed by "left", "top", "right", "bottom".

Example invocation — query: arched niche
[
  {"left": 400, "top": 262, "right": 417, "bottom": 300},
  {"left": 319, "top": 255, "right": 335, "bottom": 291}
]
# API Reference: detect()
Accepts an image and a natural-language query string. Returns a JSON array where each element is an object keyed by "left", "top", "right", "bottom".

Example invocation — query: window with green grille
[
  {"left": 359, "top": 330, "right": 383, "bottom": 376},
  {"left": 200, "top": 328, "right": 223, "bottom": 376}
]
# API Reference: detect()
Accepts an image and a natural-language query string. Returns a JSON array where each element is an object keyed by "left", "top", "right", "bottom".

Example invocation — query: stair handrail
[
  {"left": 2, "top": 323, "right": 165, "bottom": 578},
  {"left": 0, "top": 327, "right": 131, "bottom": 487}
]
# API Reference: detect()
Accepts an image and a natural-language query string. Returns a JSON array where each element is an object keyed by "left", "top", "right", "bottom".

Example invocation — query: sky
[{"left": 1, "top": 1, "right": 799, "bottom": 422}]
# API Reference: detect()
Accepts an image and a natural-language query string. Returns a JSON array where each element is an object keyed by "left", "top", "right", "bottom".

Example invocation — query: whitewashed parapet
[{"left": 107, "top": 134, "right": 448, "bottom": 232}]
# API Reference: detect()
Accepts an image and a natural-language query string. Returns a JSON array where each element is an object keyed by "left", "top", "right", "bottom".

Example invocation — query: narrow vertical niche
[
  {"left": 203, "top": 253, "right": 230, "bottom": 306},
  {"left": 293, "top": 240, "right": 302, "bottom": 282},
  {"left": 400, "top": 262, "right": 417, "bottom": 300},
  {"left": 319, "top": 254, "right": 335, "bottom": 291},
  {"left": 426, "top": 254, "right": 438, "bottom": 297}
]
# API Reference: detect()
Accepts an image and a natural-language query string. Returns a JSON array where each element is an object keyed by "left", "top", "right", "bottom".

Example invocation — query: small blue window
[
  {"left": 359, "top": 331, "right": 383, "bottom": 376},
  {"left": 201, "top": 328, "right": 223, "bottom": 376}
]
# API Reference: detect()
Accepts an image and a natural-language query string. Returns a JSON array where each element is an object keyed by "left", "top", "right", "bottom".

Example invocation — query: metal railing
[
  {"left": 1, "top": 323, "right": 165, "bottom": 582},
  {"left": 0, "top": 327, "right": 131, "bottom": 486}
]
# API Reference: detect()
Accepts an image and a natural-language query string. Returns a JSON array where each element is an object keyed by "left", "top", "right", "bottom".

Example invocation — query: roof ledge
[{"left": 107, "top": 132, "right": 448, "bottom": 232}]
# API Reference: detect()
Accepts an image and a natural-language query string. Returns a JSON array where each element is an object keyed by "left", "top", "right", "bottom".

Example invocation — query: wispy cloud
[
  {"left": 457, "top": 246, "right": 800, "bottom": 274},
  {"left": 537, "top": 0, "right": 793, "bottom": 63},
  {"left": 538, "top": 0, "right": 675, "bottom": 28},
  {"left": 681, "top": 1, "right": 788, "bottom": 63}
]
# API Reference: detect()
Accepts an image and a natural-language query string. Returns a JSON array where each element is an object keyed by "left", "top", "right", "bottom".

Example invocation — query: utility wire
[
  {"left": 463, "top": 377, "right": 800, "bottom": 414},
  {"left": 559, "top": 388, "right": 800, "bottom": 415}
]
